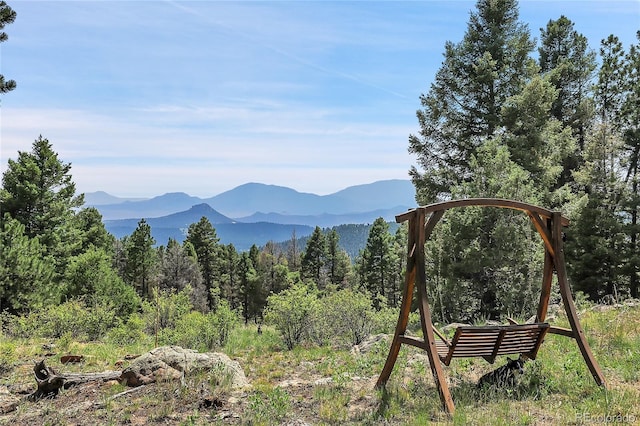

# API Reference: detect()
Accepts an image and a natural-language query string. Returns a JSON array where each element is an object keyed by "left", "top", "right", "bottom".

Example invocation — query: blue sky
[{"left": 1, "top": 1, "right": 638, "bottom": 198}]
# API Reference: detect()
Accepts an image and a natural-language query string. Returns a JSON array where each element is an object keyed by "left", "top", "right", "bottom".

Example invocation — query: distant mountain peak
[{"left": 188, "top": 203, "right": 217, "bottom": 213}]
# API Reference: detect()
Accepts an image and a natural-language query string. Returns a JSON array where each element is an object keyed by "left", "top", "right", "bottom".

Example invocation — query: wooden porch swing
[{"left": 376, "top": 198, "right": 606, "bottom": 414}]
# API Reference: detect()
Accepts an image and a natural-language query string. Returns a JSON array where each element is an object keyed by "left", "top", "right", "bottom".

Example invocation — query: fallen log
[{"left": 28, "top": 360, "right": 121, "bottom": 401}]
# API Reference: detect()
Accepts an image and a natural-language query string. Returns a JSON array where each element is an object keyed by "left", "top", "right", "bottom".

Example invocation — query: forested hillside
[{"left": 1, "top": 0, "right": 638, "bottom": 352}]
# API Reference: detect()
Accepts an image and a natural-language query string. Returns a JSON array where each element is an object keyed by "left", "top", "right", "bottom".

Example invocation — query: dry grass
[{"left": 1, "top": 303, "right": 639, "bottom": 425}]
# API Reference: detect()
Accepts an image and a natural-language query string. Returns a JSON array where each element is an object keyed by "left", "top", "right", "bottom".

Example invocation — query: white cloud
[{"left": 1, "top": 105, "right": 414, "bottom": 197}]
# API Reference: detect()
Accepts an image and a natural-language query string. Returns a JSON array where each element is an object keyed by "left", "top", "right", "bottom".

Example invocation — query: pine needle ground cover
[{"left": 1, "top": 302, "right": 639, "bottom": 425}]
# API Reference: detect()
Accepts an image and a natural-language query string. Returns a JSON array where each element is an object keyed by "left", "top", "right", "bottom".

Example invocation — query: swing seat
[{"left": 435, "top": 323, "right": 550, "bottom": 365}]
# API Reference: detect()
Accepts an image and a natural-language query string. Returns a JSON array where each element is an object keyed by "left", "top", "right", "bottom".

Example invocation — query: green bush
[
  {"left": 64, "top": 248, "right": 141, "bottom": 319},
  {"left": 141, "top": 287, "right": 193, "bottom": 334},
  {"left": 210, "top": 299, "right": 239, "bottom": 347},
  {"left": 264, "top": 283, "right": 318, "bottom": 350},
  {"left": 4, "top": 299, "right": 116, "bottom": 340},
  {"left": 106, "top": 314, "right": 147, "bottom": 345},
  {"left": 146, "top": 299, "right": 240, "bottom": 352},
  {"left": 309, "top": 288, "right": 377, "bottom": 347}
]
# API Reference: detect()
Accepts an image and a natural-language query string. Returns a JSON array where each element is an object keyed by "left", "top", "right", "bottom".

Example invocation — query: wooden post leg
[
  {"left": 418, "top": 280, "right": 455, "bottom": 414},
  {"left": 537, "top": 250, "right": 554, "bottom": 322},
  {"left": 415, "top": 210, "right": 455, "bottom": 414},
  {"left": 553, "top": 212, "right": 607, "bottom": 387},
  {"left": 376, "top": 267, "right": 415, "bottom": 387},
  {"left": 376, "top": 214, "right": 418, "bottom": 388}
]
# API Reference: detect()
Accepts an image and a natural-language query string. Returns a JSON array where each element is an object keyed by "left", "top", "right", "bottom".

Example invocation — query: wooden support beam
[
  {"left": 414, "top": 209, "right": 455, "bottom": 414},
  {"left": 552, "top": 212, "right": 606, "bottom": 387},
  {"left": 376, "top": 210, "right": 418, "bottom": 388},
  {"left": 528, "top": 212, "right": 555, "bottom": 257}
]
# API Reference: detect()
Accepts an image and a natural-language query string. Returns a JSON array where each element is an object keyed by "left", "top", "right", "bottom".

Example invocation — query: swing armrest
[{"left": 433, "top": 326, "right": 451, "bottom": 347}]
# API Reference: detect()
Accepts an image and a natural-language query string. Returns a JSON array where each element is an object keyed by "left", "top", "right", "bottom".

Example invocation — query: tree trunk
[{"left": 28, "top": 360, "right": 121, "bottom": 401}]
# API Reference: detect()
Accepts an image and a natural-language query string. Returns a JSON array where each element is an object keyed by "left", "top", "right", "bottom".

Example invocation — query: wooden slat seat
[{"left": 436, "top": 323, "right": 550, "bottom": 365}]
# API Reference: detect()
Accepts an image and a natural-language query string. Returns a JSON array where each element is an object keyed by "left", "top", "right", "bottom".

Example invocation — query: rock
[
  {"left": 313, "top": 377, "right": 333, "bottom": 386},
  {"left": 0, "top": 387, "right": 20, "bottom": 414},
  {"left": 442, "top": 322, "right": 471, "bottom": 333},
  {"left": 60, "top": 355, "right": 84, "bottom": 364},
  {"left": 351, "top": 334, "right": 389, "bottom": 355},
  {"left": 119, "top": 346, "right": 249, "bottom": 389}
]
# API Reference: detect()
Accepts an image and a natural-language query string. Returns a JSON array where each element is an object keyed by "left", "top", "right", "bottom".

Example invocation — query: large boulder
[
  {"left": 119, "top": 346, "right": 249, "bottom": 389},
  {"left": 351, "top": 334, "right": 389, "bottom": 355}
]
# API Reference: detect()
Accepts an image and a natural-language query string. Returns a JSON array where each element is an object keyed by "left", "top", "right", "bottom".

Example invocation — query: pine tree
[
  {"left": 539, "top": 16, "right": 596, "bottom": 154},
  {"left": 64, "top": 247, "right": 140, "bottom": 318},
  {"left": 325, "top": 229, "right": 350, "bottom": 288},
  {"left": 301, "top": 226, "right": 327, "bottom": 287},
  {"left": 361, "top": 218, "right": 398, "bottom": 308},
  {"left": 156, "top": 238, "right": 208, "bottom": 312},
  {"left": 125, "top": 219, "right": 156, "bottom": 298},
  {"left": 72, "top": 207, "right": 114, "bottom": 254},
  {"left": 218, "top": 244, "right": 240, "bottom": 309},
  {"left": 566, "top": 35, "right": 628, "bottom": 300},
  {"left": 185, "top": 216, "right": 221, "bottom": 309},
  {"left": 238, "top": 251, "right": 260, "bottom": 324},
  {"left": 620, "top": 32, "right": 640, "bottom": 298},
  {"left": 409, "top": 0, "right": 535, "bottom": 203},
  {"left": 0, "top": 217, "right": 55, "bottom": 312},
  {"left": 1, "top": 136, "right": 85, "bottom": 276},
  {"left": 0, "top": 1, "right": 16, "bottom": 94},
  {"left": 501, "top": 74, "right": 576, "bottom": 196},
  {"left": 257, "top": 241, "right": 291, "bottom": 295}
]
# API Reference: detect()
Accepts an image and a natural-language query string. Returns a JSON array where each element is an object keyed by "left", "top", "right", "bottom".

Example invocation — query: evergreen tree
[
  {"left": 501, "top": 74, "right": 576, "bottom": 196},
  {"left": 0, "top": 217, "right": 55, "bottom": 312},
  {"left": 186, "top": 217, "right": 221, "bottom": 309},
  {"left": 620, "top": 32, "right": 640, "bottom": 298},
  {"left": 444, "top": 140, "right": 548, "bottom": 320},
  {"left": 360, "top": 218, "right": 398, "bottom": 308},
  {"left": 539, "top": 16, "right": 596, "bottom": 154},
  {"left": 566, "top": 34, "right": 629, "bottom": 301},
  {"left": 238, "top": 251, "right": 260, "bottom": 324},
  {"left": 257, "top": 241, "right": 291, "bottom": 295},
  {"left": 73, "top": 207, "right": 114, "bottom": 254},
  {"left": 389, "top": 225, "right": 408, "bottom": 308},
  {"left": 125, "top": 219, "right": 156, "bottom": 298},
  {"left": 325, "top": 229, "right": 350, "bottom": 288},
  {"left": 0, "top": 1, "right": 16, "bottom": 94},
  {"left": 0, "top": 136, "right": 84, "bottom": 273},
  {"left": 218, "top": 244, "right": 240, "bottom": 310},
  {"left": 156, "top": 238, "right": 208, "bottom": 312},
  {"left": 64, "top": 247, "right": 140, "bottom": 318},
  {"left": 409, "top": 0, "right": 535, "bottom": 202},
  {"left": 301, "top": 226, "right": 327, "bottom": 287}
]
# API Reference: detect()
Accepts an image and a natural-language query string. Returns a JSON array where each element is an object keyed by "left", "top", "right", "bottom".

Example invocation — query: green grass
[{"left": 1, "top": 303, "right": 638, "bottom": 425}]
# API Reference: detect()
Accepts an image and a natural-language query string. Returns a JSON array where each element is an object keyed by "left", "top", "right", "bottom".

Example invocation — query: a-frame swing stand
[{"left": 375, "top": 199, "right": 606, "bottom": 415}]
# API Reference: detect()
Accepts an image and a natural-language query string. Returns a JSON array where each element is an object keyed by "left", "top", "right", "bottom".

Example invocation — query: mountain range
[{"left": 87, "top": 180, "right": 417, "bottom": 252}]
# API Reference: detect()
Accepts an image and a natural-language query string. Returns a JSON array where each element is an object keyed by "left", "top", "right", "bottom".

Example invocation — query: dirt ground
[{"left": 0, "top": 356, "right": 382, "bottom": 425}]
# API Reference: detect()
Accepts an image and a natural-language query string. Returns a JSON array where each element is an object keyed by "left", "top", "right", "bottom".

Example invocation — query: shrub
[
  {"left": 106, "top": 314, "right": 147, "bottom": 345},
  {"left": 4, "top": 299, "right": 116, "bottom": 340},
  {"left": 64, "top": 248, "right": 141, "bottom": 319},
  {"left": 145, "top": 299, "right": 240, "bottom": 352},
  {"left": 264, "top": 283, "right": 318, "bottom": 350},
  {"left": 210, "top": 299, "right": 239, "bottom": 347},
  {"left": 141, "top": 287, "right": 193, "bottom": 334},
  {"left": 310, "top": 288, "right": 377, "bottom": 347}
]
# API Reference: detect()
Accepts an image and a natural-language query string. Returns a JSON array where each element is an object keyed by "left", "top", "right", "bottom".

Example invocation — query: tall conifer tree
[
  {"left": 409, "top": 0, "right": 535, "bottom": 203},
  {"left": 186, "top": 217, "right": 221, "bottom": 309}
]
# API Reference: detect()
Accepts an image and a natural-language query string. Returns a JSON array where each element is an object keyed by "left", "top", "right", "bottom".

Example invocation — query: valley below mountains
[{"left": 86, "top": 180, "right": 416, "bottom": 253}]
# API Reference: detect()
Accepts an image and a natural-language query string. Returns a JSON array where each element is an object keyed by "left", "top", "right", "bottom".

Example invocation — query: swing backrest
[{"left": 437, "top": 323, "right": 550, "bottom": 366}]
